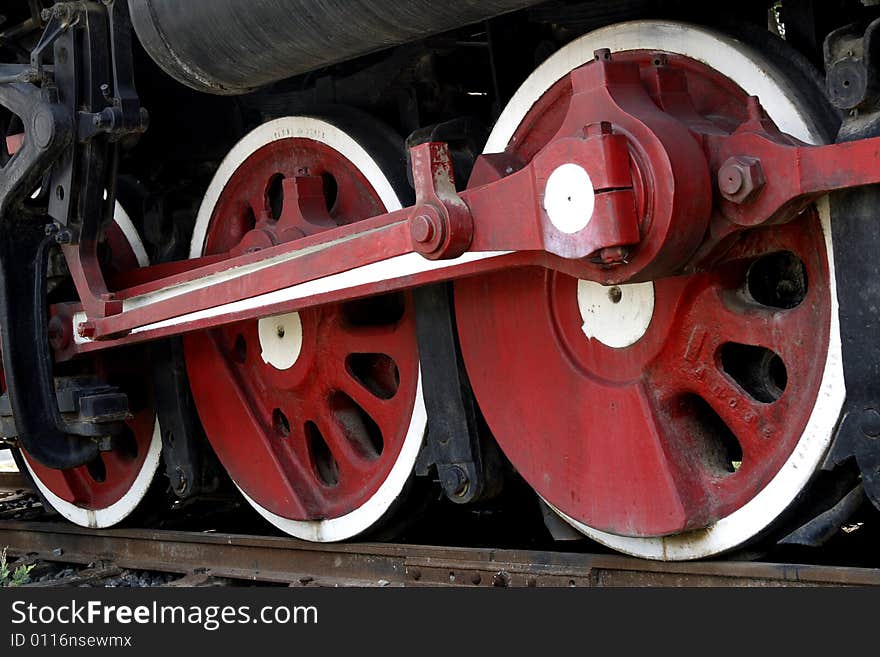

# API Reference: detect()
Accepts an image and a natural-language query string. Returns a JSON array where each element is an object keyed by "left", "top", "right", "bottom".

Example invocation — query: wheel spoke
[
  {"left": 312, "top": 414, "right": 374, "bottom": 478},
  {"left": 696, "top": 288, "right": 784, "bottom": 352},
  {"left": 333, "top": 323, "right": 409, "bottom": 363},
  {"left": 246, "top": 192, "right": 265, "bottom": 220},
  {"left": 267, "top": 403, "right": 312, "bottom": 464},
  {"left": 196, "top": 332, "right": 316, "bottom": 516},
  {"left": 338, "top": 370, "right": 395, "bottom": 424},
  {"left": 59, "top": 467, "right": 93, "bottom": 504}
]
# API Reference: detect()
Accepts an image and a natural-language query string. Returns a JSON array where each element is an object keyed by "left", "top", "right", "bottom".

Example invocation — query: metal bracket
[
  {"left": 824, "top": 17, "right": 880, "bottom": 111},
  {"left": 150, "top": 338, "right": 222, "bottom": 500},
  {"left": 823, "top": 181, "right": 880, "bottom": 510},
  {"left": 413, "top": 283, "right": 497, "bottom": 504},
  {"left": 0, "top": 0, "right": 145, "bottom": 470},
  {"left": 405, "top": 117, "right": 489, "bottom": 191},
  {"left": 822, "top": 21, "right": 880, "bottom": 510},
  {"left": 0, "top": 376, "right": 129, "bottom": 441}
]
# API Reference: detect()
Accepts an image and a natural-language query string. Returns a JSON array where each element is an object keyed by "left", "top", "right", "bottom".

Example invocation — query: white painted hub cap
[
  {"left": 577, "top": 280, "right": 654, "bottom": 348},
  {"left": 258, "top": 312, "right": 303, "bottom": 370},
  {"left": 543, "top": 163, "right": 595, "bottom": 234}
]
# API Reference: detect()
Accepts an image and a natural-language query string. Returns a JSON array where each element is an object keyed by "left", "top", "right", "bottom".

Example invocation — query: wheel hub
[
  {"left": 258, "top": 312, "right": 303, "bottom": 370},
  {"left": 577, "top": 281, "right": 655, "bottom": 348}
]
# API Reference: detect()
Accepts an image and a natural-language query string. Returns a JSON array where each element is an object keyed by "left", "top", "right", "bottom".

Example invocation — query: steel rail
[{"left": 0, "top": 520, "right": 878, "bottom": 587}]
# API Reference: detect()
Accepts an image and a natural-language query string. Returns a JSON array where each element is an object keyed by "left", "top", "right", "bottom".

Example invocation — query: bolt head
[
  {"left": 828, "top": 60, "right": 869, "bottom": 110},
  {"left": 651, "top": 52, "right": 668, "bottom": 67},
  {"left": 719, "top": 166, "right": 744, "bottom": 195},
  {"left": 442, "top": 465, "right": 470, "bottom": 497},
  {"left": 861, "top": 409, "right": 880, "bottom": 438},
  {"left": 718, "top": 156, "right": 765, "bottom": 204},
  {"left": 31, "top": 109, "right": 55, "bottom": 150},
  {"left": 410, "top": 214, "right": 436, "bottom": 244}
]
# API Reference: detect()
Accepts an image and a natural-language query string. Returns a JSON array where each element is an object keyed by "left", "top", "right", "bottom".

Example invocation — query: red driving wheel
[
  {"left": 455, "top": 22, "right": 844, "bottom": 559},
  {"left": 184, "top": 115, "right": 426, "bottom": 541}
]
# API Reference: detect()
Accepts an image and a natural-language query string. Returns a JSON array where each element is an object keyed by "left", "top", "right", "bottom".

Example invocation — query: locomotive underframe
[{"left": 2, "top": 0, "right": 880, "bottom": 556}]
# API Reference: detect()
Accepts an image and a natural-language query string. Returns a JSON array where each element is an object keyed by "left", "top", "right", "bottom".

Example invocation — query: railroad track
[
  {"left": 1, "top": 519, "right": 878, "bottom": 587},
  {"left": 3, "top": 471, "right": 879, "bottom": 587}
]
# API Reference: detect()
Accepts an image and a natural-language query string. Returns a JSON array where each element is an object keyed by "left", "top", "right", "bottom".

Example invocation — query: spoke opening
[
  {"left": 113, "top": 425, "right": 139, "bottom": 462},
  {"left": 305, "top": 420, "right": 339, "bottom": 486},
  {"left": 243, "top": 203, "right": 257, "bottom": 232},
  {"left": 86, "top": 455, "right": 107, "bottom": 484},
  {"left": 272, "top": 408, "right": 291, "bottom": 438},
  {"left": 720, "top": 342, "right": 787, "bottom": 403},
  {"left": 345, "top": 353, "right": 400, "bottom": 400},
  {"left": 676, "top": 394, "right": 743, "bottom": 475},
  {"left": 322, "top": 172, "right": 338, "bottom": 214},
  {"left": 329, "top": 391, "right": 384, "bottom": 458},
  {"left": 746, "top": 251, "right": 807, "bottom": 309},
  {"left": 267, "top": 173, "right": 284, "bottom": 221}
]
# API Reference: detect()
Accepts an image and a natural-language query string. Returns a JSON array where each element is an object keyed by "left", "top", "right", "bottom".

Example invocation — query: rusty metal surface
[{"left": 1, "top": 520, "right": 878, "bottom": 587}]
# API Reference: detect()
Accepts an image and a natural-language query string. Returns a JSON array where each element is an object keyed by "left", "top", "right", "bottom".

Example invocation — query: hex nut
[{"left": 718, "top": 156, "right": 765, "bottom": 204}]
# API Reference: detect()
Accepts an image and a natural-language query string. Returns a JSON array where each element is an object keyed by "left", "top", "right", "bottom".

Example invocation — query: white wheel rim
[
  {"left": 191, "top": 116, "right": 427, "bottom": 542},
  {"left": 486, "top": 21, "right": 844, "bottom": 560},
  {"left": 23, "top": 204, "right": 163, "bottom": 529}
]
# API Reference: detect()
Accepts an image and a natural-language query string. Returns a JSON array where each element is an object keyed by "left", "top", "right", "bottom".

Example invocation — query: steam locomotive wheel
[
  {"left": 15, "top": 207, "right": 163, "bottom": 528},
  {"left": 184, "top": 116, "right": 426, "bottom": 541},
  {"left": 455, "top": 21, "right": 845, "bottom": 559}
]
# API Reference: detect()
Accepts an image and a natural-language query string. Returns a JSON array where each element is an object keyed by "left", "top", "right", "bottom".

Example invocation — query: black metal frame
[
  {"left": 0, "top": 1, "right": 144, "bottom": 469},
  {"left": 823, "top": 20, "right": 880, "bottom": 510},
  {"left": 412, "top": 283, "right": 504, "bottom": 503}
]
